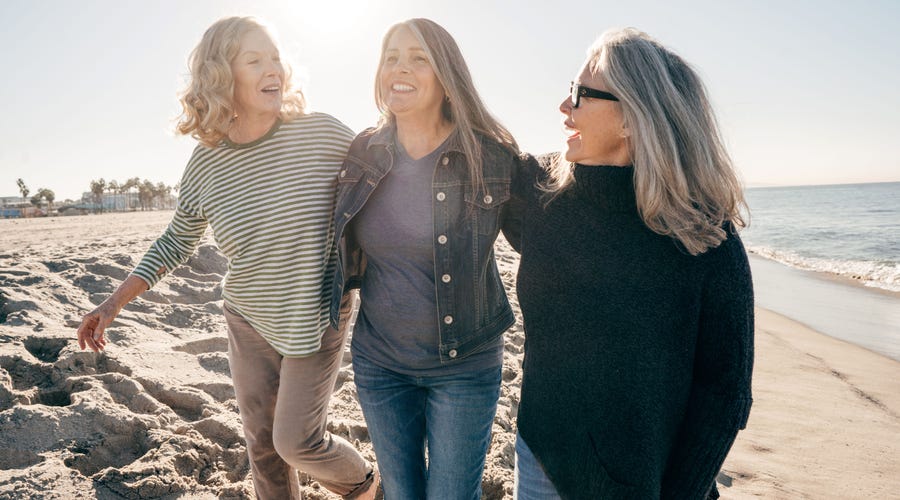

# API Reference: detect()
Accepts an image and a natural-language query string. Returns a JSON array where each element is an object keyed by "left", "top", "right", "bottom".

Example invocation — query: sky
[{"left": 1, "top": 0, "right": 899, "bottom": 201}]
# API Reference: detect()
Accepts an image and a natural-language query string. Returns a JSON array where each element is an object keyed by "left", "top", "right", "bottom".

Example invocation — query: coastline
[{"left": 748, "top": 253, "right": 900, "bottom": 362}]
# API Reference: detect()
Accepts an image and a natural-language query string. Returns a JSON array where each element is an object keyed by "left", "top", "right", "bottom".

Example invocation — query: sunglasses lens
[{"left": 570, "top": 84, "right": 579, "bottom": 108}]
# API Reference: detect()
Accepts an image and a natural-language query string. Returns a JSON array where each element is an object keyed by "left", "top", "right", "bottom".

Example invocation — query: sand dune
[{"left": 1, "top": 211, "right": 898, "bottom": 498}]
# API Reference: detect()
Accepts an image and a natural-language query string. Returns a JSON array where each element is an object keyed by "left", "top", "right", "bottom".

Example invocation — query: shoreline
[
  {"left": 748, "top": 253, "right": 900, "bottom": 362},
  {"left": 746, "top": 248, "right": 900, "bottom": 298}
]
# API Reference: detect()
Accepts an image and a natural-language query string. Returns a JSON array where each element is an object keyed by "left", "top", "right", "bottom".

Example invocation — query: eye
[
  {"left": 385, "top": 55, "right": 398, "bottom": 64},
  {"left": 414, "top": 55, "right": 428, "bottom": 63},
  {"left": 247, "top": 59, "right": 259, "bottom": 65}
]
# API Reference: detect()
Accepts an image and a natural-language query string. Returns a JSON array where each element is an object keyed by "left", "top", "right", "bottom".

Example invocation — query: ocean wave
[{"left": 747, "top": 245, "right": 900, "bottom": 293}]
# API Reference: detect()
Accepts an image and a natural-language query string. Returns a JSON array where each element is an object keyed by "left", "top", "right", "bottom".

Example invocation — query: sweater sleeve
[
  {"left": 501, "top": 153, "right": 538, "bottom": 253},
  {"left": 661, "top": 232, "right": 755, "bottom": 499},
  {"left": 130, "top": 201, "right": 208, "bottom": 289}
]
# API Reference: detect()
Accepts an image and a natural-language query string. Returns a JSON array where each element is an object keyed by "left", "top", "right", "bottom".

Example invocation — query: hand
[{"left": 76, "top": 301, "right": 120, "bottom": 352}]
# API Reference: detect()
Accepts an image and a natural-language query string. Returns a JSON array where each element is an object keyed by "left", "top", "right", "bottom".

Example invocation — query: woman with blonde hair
[
  {"left": 511, "top": 28, "right": 754, "bottom": 499},
  {"left": 75, "top": 16, "right": 379, "bottom": 499},
  {"left": 330, "top": 17, "right": 523, "bottom": 499}
]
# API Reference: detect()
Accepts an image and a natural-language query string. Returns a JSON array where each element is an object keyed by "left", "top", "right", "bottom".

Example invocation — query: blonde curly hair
[{"left": 176, "top": 17, "right": 306, "bottom": 147}]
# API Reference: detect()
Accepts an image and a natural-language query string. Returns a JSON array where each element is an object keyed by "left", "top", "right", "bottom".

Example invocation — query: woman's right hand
[
  {"left": 75, "top": 274, "right": 149, "bottom": 352},
  {"left": 76, "top": 300, "right": 121, "bottom": 352}
]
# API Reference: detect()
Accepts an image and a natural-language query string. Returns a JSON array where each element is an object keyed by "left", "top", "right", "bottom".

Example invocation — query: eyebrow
[{"left": 384, "top": 47, "right": 425, "bottom": 53}]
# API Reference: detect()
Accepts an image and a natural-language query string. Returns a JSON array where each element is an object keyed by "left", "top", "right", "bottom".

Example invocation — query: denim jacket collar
[{"left": 367, "top": 124, "right": 465, "bottom": 155}]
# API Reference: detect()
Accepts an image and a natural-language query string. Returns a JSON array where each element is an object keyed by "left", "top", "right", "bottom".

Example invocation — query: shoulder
[
  {"left": 699, "top": 225, "right": 752, "bottom": 279},
  {"left": 284, "top": 112, "right": 355, "bottom": 138},
  {"left": 477, "top": 133, "right": 517, "bottom": 162},
  {"left": 346, "top": 127, "right": 379, "bottom": 156}
]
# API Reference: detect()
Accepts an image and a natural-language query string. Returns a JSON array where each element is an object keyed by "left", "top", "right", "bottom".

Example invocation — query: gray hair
[
  {"left": 545, "top": 27, "right": 747, "bottom": 255},
  {"left": 375, "top": 18, "right": 518, "bottom": 195}
]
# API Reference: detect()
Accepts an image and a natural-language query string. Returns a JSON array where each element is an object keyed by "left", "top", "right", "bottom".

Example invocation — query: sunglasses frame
[{"left": 570, "top": 81, "right": 619, "bottom": 107}]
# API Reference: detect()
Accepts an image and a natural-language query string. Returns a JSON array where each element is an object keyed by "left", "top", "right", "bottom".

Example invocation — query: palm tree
[
  {"left": 126, "top": 177, "right": 141, "bottom": 210},
  {"left": 90, "top": 178, "right": 107, "bottom": 213},
  {"left": 16, "top": 178, "right": 29, "bottom": 203},
  {"left": 108, "top": 180, "right": 120, "bottom": 211}
]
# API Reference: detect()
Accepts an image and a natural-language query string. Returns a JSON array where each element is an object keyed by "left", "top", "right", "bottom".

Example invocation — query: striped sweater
[{"left": 131, "top": 112, "right": 354, "bottom": 356}]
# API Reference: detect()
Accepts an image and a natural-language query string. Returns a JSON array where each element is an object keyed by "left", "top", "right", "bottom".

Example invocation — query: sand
[{"left": 1, "top": 211, "right": 898, "bottom": 499}]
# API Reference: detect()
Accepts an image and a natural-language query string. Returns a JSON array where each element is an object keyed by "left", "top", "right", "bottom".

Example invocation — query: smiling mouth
[
  {"left": 391, "top": 82, "right": 416, "bottom": 92},
  {"left": 261, "top": 84, "right": 281, "bottom": 94}
]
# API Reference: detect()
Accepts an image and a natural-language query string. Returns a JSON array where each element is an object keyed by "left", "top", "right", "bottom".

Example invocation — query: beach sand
[{"left": 1, "top": 211, "right": 898, "bottom": 499}]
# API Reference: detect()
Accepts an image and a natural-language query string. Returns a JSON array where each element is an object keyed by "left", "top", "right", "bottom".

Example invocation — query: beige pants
[{"left": 223, "top": 294, "right": 372, "bottom": 499}]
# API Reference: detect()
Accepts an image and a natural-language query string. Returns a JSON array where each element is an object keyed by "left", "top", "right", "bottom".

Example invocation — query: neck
[
  {"left": 395, "top": 114, "right": 453, "bottom": 160},
  {"left": 228, "top": 112, "right": 279, "bottom": 144}
]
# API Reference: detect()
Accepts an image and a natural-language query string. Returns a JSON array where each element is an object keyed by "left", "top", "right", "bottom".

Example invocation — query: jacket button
[
  {"left": 442, "top": 156, "right": 450, "bottom": 166},
  {"left": 441, "top": 274, "right": 451, "bottom": 283},
  {"left": 443, "top": 315, "right": 453, "bottom": 324},
  {"left": 437, "top": 235, "right": 448, "bottom": 244},
  {"left": 448, "top": 349, "right": 458, "bottom": 358},
  {"left": 339, "top": 170, "right": 346, "bottom": 177},
  {"left": 483, "top": 194, "right": 493, "bottom": 204},
  {"left": 436, "top": 192, "right": 446, "bottom": 201}
]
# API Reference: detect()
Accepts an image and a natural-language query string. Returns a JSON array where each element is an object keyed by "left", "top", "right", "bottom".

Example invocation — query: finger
[{"left": 76, "top": 316, "right": 97, "bottom": 350}]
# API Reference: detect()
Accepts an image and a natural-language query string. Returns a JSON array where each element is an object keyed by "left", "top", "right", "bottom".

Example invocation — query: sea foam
[{"left": 748, "top": 245, "right": 900, "bottom": 293}]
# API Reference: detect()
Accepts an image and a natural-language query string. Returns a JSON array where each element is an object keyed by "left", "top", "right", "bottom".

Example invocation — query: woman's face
[
  {"left": 560, "top": 59, "right": 630, "bottom": 166},
  {"left": 231, "top": 29, "right": 284, "bottom": 119},
  {"left": 379, "top": 26, "right": 445, "bottom": 124}
]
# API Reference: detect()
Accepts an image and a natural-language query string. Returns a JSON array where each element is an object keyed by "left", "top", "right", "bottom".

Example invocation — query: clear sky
[{"left": 2, "top": 0, "right": 898, "bottom": 201}]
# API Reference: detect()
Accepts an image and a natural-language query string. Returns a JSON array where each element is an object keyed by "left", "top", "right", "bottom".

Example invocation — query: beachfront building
[{"left": 0, "top": 195, "right": 43, "bottom": 218}]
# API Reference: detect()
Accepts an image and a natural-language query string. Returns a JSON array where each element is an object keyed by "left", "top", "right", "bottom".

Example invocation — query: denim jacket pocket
[{"left": 464, "top": 180, "right": 511, "bottom": 236}]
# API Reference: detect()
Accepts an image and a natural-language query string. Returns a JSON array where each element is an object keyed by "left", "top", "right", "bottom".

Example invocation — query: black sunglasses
[{"left": 570, "top": 81, "right": 619, "bottom": 107}]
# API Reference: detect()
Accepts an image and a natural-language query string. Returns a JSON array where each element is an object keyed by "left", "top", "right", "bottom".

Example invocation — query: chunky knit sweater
[{"left": 514, "top": 156, "right": 754, "bottom": 499}]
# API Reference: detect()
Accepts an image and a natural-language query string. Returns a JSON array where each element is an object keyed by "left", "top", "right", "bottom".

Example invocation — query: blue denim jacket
[{"left": 329, "top": 126, "right": 524, "bottom": 363}]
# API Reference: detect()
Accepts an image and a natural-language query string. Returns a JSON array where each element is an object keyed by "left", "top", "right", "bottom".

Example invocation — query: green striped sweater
[{"left": 131, "top": 112, "right": 354, "bottom": 356}]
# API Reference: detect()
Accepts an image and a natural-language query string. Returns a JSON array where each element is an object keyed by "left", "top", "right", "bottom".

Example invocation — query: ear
[{"left": 620, "top": 121, "right": 630, "bottom": 138}]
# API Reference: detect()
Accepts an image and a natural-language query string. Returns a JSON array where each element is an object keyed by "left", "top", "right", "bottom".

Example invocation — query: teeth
[{"left": 392, "top": 83, "right": 415, "bottom": 92}]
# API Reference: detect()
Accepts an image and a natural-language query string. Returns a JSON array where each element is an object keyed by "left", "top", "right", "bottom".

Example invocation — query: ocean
[
  {"left": 743, "top": 181, "right": 900, "bottom": 293},
  {"left": 743, "top": 182, "right": 900, "bottom": 360}
]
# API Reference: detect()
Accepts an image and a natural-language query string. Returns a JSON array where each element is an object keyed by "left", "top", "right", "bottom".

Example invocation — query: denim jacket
[{"left": 329, "top": 126, "right": 524, "bottom": 363}]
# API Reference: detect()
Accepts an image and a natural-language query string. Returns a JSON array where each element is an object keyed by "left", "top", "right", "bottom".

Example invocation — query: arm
[
  {"left": 76, "top": 203, "right": 208, "bottom": 351},
  {"left": 661, "top": 233, "right": 755, "bottom": 499},
  {"left": 500, "top": 153, "right": 539, "bottom": 253},
  {"left": 76, "top": 275, "right": 148, "bottom": 352}
]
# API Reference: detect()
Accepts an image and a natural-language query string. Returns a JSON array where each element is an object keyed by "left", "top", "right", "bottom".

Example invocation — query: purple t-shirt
[{"left": 350, "top": 139, "right": 502, "bottom": 376}]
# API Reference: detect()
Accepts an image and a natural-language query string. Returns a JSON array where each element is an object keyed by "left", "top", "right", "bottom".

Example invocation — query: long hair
[
  {"left": 176, "top": 16, "right": 306, "bottom": 147},
  {"left": 374, "top": 18, "right": 518, "bottom": 194},
  {"left": 544, "top": 28, "right": 747, "bottom": 255}
]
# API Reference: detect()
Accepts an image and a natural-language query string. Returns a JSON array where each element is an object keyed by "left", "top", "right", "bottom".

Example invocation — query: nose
[
  {"left": 265, "top": 58, "right": 281, "bottom": 76},
  {"left": 559, "top": 95, "right": 573, "bottom": 114}
]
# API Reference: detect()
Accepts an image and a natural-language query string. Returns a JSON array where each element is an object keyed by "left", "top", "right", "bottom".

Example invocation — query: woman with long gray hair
[
  {"left": 330, "top": 17, "right": 523, "bottom": 499},
  {"left": 510, "top": 28, "right": 754, "bottom": 499}
]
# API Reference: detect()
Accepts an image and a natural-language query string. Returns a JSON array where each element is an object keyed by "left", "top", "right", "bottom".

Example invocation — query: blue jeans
[
  {"left": 514, "top": 433, "right": 562, "bottom": 500},
  {"left": 353, "top": 354, "right": 502, "bottom": 500}
]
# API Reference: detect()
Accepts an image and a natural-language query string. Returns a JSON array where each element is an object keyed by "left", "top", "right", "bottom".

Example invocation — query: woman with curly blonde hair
[{"left": 75, "top": 16, "right": 379, "bottom": 499}]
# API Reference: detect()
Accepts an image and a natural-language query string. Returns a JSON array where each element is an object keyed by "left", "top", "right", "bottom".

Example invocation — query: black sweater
[{"left": 513, "top": 156, "right": 754, "bottom": 499}]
